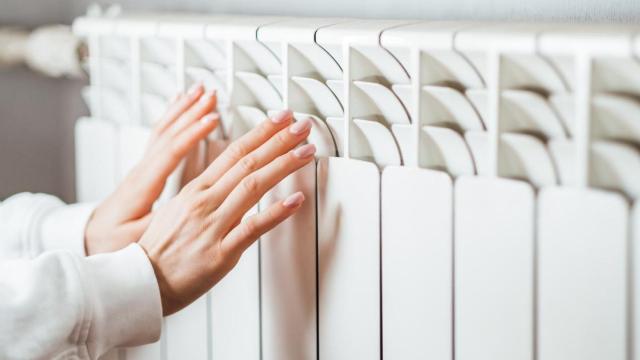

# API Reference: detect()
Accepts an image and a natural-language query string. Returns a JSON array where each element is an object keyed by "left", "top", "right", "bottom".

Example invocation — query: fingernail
[
  {"left": 283, "top": 191, "right": 305, "bottom": 209},
  {"left": 289, "top": 118, "right": 312, "bottom": 135},
  {"left": 200, "top": 90, "right": 216, "bottom": 102},
  {"left": 201, "top": 113, "right": 218, "bottom": 124},
  {"left": 271, "top": 110, "right": 292, "bottom": 124},
  {"left": 187, "top": 82, "right": 203, "bottom": 96},
  {"left": 293, "top": 143, "right": 316, "bottom": 159}
]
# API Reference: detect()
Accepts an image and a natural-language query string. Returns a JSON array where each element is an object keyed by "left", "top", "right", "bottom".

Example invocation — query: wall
[
  {"left": 1, "top": 0, "right": 638, "bottom": 202},
  {"left": 0, "top": 0, "right": 80, "bottom": 201}
]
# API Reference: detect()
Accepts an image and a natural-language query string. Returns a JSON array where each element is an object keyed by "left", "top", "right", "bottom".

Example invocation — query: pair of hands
[{"left": 85, "top": 83, "right": 315, "bottom": 315}]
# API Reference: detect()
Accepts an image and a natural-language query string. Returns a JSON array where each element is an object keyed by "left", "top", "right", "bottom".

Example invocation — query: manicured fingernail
[
  {"left": 293, "top": 143, "right": 316, "bottom": 159},
  {"left": 188, "top": 82, "right": 203, "bottom": 96},
  {"left": 199, "top": 90, "right": 216, "bottom": 102},
  {"left": 283, "top": 191, "right": 305, "bottom": 209},
  {"left": 201, "top": 113, "right": 218, "bottom": 124},
  {"left": 271, "top": 110, "right": 292, "bottom": 124},
  {"left": 289, "top": 118, "right": 312, "bottom": 135}
]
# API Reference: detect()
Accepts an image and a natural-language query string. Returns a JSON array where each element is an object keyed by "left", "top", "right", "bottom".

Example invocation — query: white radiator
[{"left": 72, "top": 13, "right": 640, "bottom": 360}]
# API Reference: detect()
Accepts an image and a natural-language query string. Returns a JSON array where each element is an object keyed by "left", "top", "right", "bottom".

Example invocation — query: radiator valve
[{"left": 0, "top": 25, "right": 84, "bottom": 78}]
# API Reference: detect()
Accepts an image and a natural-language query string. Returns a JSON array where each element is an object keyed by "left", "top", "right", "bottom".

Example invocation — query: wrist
[
  {"left": 84, "top": 208, "right": 102, "bottom": 255},
  {"left": 84, "top": 202, "right": 117, "bottom": 255},
  {"left": 138, "top": 241, "right": 172, "bottom": 315}
]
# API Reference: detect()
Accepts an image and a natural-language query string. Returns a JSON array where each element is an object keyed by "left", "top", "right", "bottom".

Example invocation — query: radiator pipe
[{"left": 0, "top": 25, "right": 85, "bottom": 78}]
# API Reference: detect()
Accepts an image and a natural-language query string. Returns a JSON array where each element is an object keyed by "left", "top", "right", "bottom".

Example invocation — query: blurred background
[{"left": 1, "top": 0, "right": 639, "bottom": 202}]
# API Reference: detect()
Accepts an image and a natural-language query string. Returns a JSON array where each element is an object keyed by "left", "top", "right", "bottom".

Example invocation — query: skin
[
  {"left": 141, "top": 112, "right": 315, "bottom": 315},
  {"left": 85, "top": 82, "right": 219, "bottom": 255},
  {"left": 85, "top": 82, "right": 315, "bottom": 316}
]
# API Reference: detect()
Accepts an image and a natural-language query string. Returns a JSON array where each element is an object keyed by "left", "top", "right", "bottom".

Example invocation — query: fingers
[
  {"left": 154, "top": 82, "right": 205, "bottom": 136},
  {"left": 194, "top": 110, "right": 294, "bottom": 188},
  {"left": 169, "top": 92, "right": 182, "bottom": 104},
  {"left": 125, "top": 112, "right": 219, "bottom": 218},
  {"left": 204, "top": 117, "right": 312, "bottom": 207},
  {"left": 167, "top": 89, "right": 217, "bottom": 137},
  {"left": 221, "top": 192, "right": 305, "bottom": 256},
  {"left": 142, "top": 113, "right": 219, "bottom": 194},
  {"left": 213, "top": 143, "right": 316, "bottom": 235},
  {"left": 170, "top": 113, "right": 220, "bottom": 164}
]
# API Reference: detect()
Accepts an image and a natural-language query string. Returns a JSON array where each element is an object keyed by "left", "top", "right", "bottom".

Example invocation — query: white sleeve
[
  {"left": 0, "top": 193, "right": 96, "bottom": 259},
  {"left": 0, "top": 243, "right": 163, "bottom": 359}
]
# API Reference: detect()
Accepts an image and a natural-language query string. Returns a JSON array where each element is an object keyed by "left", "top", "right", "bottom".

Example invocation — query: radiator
[{"left": 72, "top": 13, "right": 640, "bottom": 360}]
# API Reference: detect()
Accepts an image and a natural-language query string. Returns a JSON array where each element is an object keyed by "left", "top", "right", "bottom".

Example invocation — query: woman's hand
[
  {"left": 85, "top": 83, "right": 219, "bottom": 255},
  {"left": 139, "top": 111, "right": 315, "bottom": 315}
]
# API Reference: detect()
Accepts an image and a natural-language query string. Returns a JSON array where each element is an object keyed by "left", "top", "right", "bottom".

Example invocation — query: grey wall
[
  {"left": 1, "top": 0, "right": 638, "bottom": 202},
  {"left": 1, "top": 0, "right": 82, "bottom": 202}
]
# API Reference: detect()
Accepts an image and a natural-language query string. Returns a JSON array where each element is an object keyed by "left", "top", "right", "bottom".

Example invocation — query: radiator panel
[
  {"left": 538, "top": 188, "right": 628, "bottom": 360},
  {"left": 381, "top": 166, "right": 453, "bottom": 359},
  {"left": 455, "top": 176, "right": 535, "bottom": 360},
  {"left": 71, "top": 14, "right": 640, "bottom": 360}
]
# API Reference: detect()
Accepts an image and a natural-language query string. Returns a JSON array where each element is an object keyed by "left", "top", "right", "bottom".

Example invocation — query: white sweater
[{"left": 0, "top": 193, "right": 162, "bottom": 359}]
